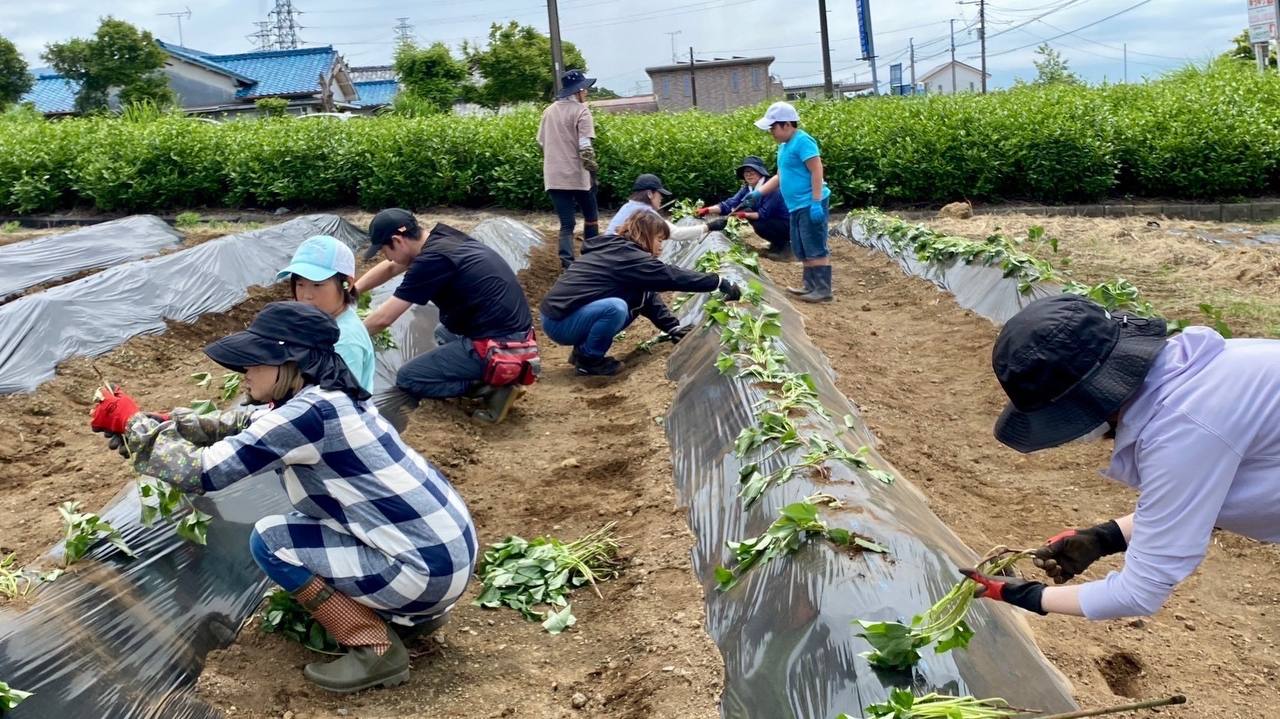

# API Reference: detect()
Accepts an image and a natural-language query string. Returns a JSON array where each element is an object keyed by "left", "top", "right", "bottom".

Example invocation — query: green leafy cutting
[
  {"left": 59, "top": 501, "right": 134, "bottom": 567},
  {"left": 838, "top": 688, "right": 1017, "bottom": 719},
  {"left": 669, "top": 198, "right": 705, "bottom": 222},
  {"left": 0, "top": 553, "right": 39, "bottom": 599},
  {"left": 739, "top": 437, "right": 890, "bottom": 506},
  {"left": 473, "top": 524, "right": 621, "bottom": 633},
  {"left": 261, "top": 588, "right": 341, "bottom": 654},
  {"left": 854, "top": 547, "right": 1033, "bottom": 670},
  {"left": 715, "top": 496, "right": 885, "bottom": 591},
  {"left": 357, "top": 291, "right": 398, "bottom": 351},
  {"left": 0, "top": 680, "right": 33, "bottom": 712}
]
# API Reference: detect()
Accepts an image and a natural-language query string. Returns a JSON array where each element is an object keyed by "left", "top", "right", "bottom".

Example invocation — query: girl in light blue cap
[{"left": 278, "top": 236, "right": 376, "bottom": 391}]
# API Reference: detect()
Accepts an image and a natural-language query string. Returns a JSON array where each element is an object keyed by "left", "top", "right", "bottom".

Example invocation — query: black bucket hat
[
  {"left": 204, "top": 301, "right": 371, "bottom": 401},
  {"left": 558, "top": 69, "right": 596, "bottom": 98},
  {"left": 736, "top": 156, "right": 769, "bottom": 180},
  {"left": 992, "top": 294, "right": 1167, "bottom": 453}
]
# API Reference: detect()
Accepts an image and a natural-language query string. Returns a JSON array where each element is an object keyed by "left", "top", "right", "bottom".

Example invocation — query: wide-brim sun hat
[
  {"left": 992, "top": 294, "right": 1168, "bottom": 453},
  {"left": 736, "top": 156, "right": 769, "bottom": 179},
  {"left": 558, "top": 69, "right": 596, "bottom": 98},
  {"left": 204, "top": 301, "right": 370, "bottom": 401},
  {"left": 276, "top": 235, "right": 356, "bottom": 282}
]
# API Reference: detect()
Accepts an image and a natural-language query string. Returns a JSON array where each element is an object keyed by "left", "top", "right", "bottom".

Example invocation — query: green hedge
[{"left": 1, "top": 60, "right": 1277, "bottom": 215}]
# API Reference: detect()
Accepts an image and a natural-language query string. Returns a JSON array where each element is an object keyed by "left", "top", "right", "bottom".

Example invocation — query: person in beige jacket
[{"left": 537, "top": 69, "right": 600, "bottom": 269}]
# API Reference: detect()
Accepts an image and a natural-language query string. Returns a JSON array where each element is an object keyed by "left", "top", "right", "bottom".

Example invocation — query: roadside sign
[{"left": 1248, "top": 0, "right": 1275, "bottom": 44}]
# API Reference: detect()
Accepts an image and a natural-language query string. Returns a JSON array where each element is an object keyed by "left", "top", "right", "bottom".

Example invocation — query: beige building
[
  {"left": 919, "top": 60, "right": 991, "bottom": 95},
  {"left": 644, "top": 56, "right": 783, "bottom": 112}
]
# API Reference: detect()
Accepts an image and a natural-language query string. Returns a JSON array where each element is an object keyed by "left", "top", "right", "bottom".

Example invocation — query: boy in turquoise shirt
[{"left": 743, "top": 101, "right": 833, "bottom": 303}]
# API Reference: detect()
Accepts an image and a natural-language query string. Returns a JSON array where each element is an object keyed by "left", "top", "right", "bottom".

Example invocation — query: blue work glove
[
  {"left": 808, "top": 202, "right": 826, "bottom": 224},
  {"left": 740, "top": 190, "right": 762, "bottom": 210}
]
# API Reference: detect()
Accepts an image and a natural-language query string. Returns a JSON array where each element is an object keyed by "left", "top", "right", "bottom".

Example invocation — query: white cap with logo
[{"left": 754, "top": 101, "right": 800, "bottom": 130}]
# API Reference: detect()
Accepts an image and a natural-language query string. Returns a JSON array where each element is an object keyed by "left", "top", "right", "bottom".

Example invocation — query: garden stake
[{"left": 1030, "top": 694, "right": 1186, "bottom": 719}]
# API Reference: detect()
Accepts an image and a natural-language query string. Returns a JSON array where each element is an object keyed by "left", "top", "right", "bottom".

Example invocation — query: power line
[
  {"left": 1032, "top": 18, "right": 1189, "bottom": 61},
  {"left": 985, "top": 0, "right": 1156, "bottom": 57}
]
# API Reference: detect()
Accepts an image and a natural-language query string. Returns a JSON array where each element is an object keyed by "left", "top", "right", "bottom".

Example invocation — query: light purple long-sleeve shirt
[{"left": 1078, "top": 327, "right": 1280, "bottom": 619}]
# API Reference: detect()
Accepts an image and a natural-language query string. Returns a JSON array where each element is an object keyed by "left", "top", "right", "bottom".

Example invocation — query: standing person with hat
[
  {"left": 88, "top": 302, "right": 477, "bottom": 693},
  {"left": 356, "top": 209, "right": 538, "bottom": 427},
  {"left": 538, "top": 68, "right": 601, "bottom": 269},
  {"left": 604, "top": 173, "right": 710, "bottom": 242},
  {"left": 959, "top": 294, "right": 1280, "bottom": 621},
  {"left": 695, "top": 156, "right": 792, "bottom": 260},
  {"left": 740, "top": 101, "right": 834, "bottom": 303},
  {"left": 277, "top": 235, "right": 376, "bottom": 391}
]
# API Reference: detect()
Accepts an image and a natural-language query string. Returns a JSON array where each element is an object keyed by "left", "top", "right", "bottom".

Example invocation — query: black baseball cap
[
  {"left": 992, "top": 294, "right": 1168, "bottom": 453},
  {"left": 365, "top": 208, "right": 420, "bottom": 260},
  {"left": 632, "top": 174, "right": 671, "bottom": 196}
]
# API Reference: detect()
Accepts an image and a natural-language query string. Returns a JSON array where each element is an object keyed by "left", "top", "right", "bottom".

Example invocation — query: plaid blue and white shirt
[{"left": 126, "top": 386, "right": 477, "bottom": 622}]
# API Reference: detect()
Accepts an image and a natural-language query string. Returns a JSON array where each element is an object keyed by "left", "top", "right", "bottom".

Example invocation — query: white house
[{"left": 918, "top": 60, "right": 990, "bottom": 95}]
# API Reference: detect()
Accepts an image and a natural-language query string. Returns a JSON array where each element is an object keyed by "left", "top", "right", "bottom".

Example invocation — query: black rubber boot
[
  {"left": 787, "top": 266, "right": 814, "bottom": 296},
  {"left": 472, "top": 384, "right": 522, "bottom": 424},
  {"left": 797, "top": 265, "right": 834, "bottom": 303}
]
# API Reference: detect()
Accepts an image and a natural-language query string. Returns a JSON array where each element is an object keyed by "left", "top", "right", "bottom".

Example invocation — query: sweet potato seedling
[
  {"left": 59, "top": 501, "right": 134, "bottom": 567},
  {"left": 356, "top": 291, "right": 398, "bottom": 351},
  {"left": 839, "top": 688, "right": 1017, "bottom": 719},
  {"left": 261, "top": 589, "right": 341, "bottom": 654},
  {"left": 855, "top": 547, "right": 1033, "bottom": 670},
  {"left": 0, "top": 681, "right": 32, "bottom": 712},
  {"left": 0, "top": 554, "right": 36, "bottom": 600}
]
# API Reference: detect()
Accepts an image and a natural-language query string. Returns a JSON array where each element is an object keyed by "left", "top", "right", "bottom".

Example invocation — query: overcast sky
[{"left": 2, "top": 0, "right": 1254, "bottom": 93}]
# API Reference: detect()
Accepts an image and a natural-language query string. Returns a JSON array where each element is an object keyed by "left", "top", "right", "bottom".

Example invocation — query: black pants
[
  {"left": 751, "top": 217, "right": 791, "bottom": 253},
  {"left": 548, "top": 189, "right": 599, "bottom": 268}
]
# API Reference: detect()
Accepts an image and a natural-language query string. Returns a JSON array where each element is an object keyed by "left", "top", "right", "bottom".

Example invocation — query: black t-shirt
[{"left": 394, "top": 223, "right": 533, "bottom": 339}]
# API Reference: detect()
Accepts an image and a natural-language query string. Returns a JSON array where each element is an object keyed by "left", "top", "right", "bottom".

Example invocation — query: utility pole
[
  {"left": 1123, "top": 42, "right": 1128, "bottom": 83},
  {"left": 958, "top": 0, "right": 986, "bottom": 91},
  {"left": 688, "top": 47, "right": 698, "bottom": 107},
  {"left": 1274, "top": 0, "right": 1280, "bottom": 74},
  {"left": 158, "top": 7, "right": 192, "bottom": 47},
  {"left": 818, "top": 0, "right": 834, "bottom": 97},
  {"left": 949, "top": 19, "right": 957, "bottom": 95},
  {"left": 547, "top": 0, "right": 565, "bottom": 96},
  {"left": 665, "top": 31, "right": 682, "bottom": 64},
  {"left": 909, "top": 37, "right": 917, "bottom": 92}
]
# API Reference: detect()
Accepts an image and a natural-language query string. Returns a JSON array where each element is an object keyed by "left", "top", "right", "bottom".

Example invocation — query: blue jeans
[
  {"left": 541, "top": 298, "right": 631, "bottom": 359},
  {"left": 789, "top": 197, "right": 830, "bottom": 261},
  {"left": 250, "top": 527, "right": 312, "bottom": 592},
  {"left": 396, "top": 325, "right": 526, "bottom": 399}
]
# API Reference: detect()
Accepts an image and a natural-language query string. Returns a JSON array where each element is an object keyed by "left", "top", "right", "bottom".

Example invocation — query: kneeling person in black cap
[
  {"left": 357, "top": 209, "right": 538, "bottom": 426},
  {"left": 89, "top": 302, "right": 477, "bottom": 693},
  {"left": 605, "top": 173, "right": 712, "bottom": 242}
]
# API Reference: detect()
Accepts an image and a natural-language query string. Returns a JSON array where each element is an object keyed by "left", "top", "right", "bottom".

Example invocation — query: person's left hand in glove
[
  {"left": 91, "top": 386, "right": 140, "bottom": 436},
  {"left": 667, "top": 325, "right": 692, "bottom": 343},
  {"left": 959, "top": 568, "right": 1048, "bottom": 615},
  {"left": 717, "top": 277, "right": 743, "bottom": 302},
  {"left": 695, "top": 207, "right": 715, "bottom": 218},
  {"left": 808, "top": 202, "right": 826, "bottom": 224},
  {"left": 706, "top": 217, "right": 728, "bottom": 232}
]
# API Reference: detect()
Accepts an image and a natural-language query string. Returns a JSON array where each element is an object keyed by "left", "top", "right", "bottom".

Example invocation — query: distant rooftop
[{"left": 645, "top": 55, "right": 775, "bottom": 74}]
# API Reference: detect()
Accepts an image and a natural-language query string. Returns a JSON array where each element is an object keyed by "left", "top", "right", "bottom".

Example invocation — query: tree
[
  {"left": 42, "top": 17, "right": 174, "bottom": 113},
  {"left": 1031, "top": 43, "right": 1081, "bottom": 85},
  {"left": 0, "top": 35, "right": 33, "bottom": 108},
  {"left": 592, "top": 86, "right": 621, "bottom": 100},
  {"left": 1225, "top": 28, "right": 1276, "bottom": 68},
  {"left": 464, "top": 21, "right": 588, "bottom": 107},
  {"left": 393, "top": 41, "right": 470, "bottom": 113}
]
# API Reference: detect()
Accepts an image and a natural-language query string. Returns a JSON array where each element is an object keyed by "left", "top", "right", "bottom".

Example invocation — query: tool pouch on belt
[{"left": 473, "top": 331, "right": 540, "bottom": 387}]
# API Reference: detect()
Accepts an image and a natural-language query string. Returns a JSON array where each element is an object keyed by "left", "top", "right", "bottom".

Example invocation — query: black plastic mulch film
[
  {"left": 0, "top": 215, "right": 363, "bottom": 395},
  {"left": 661, "top": 230, "right": 1078, "bottom": 718},
  {"left": 834, "top": 214, "right": 1058, "bottom": 325},
  {"left": 0, "top": 218, "right": 540, "bottom": 718},
  {"left": 0, "top": 216, "right": 182, "bottom": 304}
]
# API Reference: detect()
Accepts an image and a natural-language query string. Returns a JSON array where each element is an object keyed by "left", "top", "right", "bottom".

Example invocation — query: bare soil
[
  {"left": 0, "top": 214, "right": 722, "bottom": 718},
  {"left": 929, "top": 213, "right": 1280, "bottom": 338},
  {"left": 768, "top": 220, "right": 1280, "bottom": 718}
]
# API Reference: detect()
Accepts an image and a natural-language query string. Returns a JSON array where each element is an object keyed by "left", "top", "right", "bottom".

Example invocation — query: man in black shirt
[{"left": 358, "top": 209, "right": 537, "bottom": 425}]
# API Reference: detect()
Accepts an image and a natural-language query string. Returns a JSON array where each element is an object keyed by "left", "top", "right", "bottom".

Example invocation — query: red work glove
[
  {"left": 1033, "top": 520, "right": 1127, "bottom": 584},
  {"left": 733, "top": 211, "right": 749, "bottom": 220},
  {"left": 695, "top": 207, "right": 712, "bottom": 217},
  {"left": 959, "top": 569, "right": 1047, "bottom": 615},
  {"left": 90, "top": 386, "right": 140, "bottom": 435}
]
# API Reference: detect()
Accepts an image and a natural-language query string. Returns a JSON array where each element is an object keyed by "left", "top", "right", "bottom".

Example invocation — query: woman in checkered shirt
[{"left": 90, "top": 301, "right": 477, "bottom": 694}]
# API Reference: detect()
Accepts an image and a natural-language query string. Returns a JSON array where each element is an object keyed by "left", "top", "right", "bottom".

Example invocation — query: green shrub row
[{"left": 1, "top": 60, "right": 1278, "bottom": 214}]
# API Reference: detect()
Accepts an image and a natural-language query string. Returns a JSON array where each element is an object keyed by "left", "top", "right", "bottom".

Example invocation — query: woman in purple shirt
[{"left": 964, "top": 294, "right": 1280, "bottom": 620}]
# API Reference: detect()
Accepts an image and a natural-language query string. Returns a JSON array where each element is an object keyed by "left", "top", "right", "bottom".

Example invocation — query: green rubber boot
[{"left": 293, "top": 578, "right": 411, "bottom": 693}]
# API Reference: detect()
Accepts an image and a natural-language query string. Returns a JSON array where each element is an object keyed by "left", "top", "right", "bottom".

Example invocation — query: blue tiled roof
[
  {"left": 199, "top": 46, "right": 339, "bottom": 99},
  {"left": 21, "top": 73, "right": 79, "bottom": 114},
  {"left": 353, "top": 79, "right": 399, "bottom": 107},
  {"left": 158, "top": 40, "right": 256, "bottom": 85}
]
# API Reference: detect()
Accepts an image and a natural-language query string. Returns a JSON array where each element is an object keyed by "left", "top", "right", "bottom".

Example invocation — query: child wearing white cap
[
  {"left": 277, "top": 236, "right": 377, "bottom": 391},
  {"left": 742, "top": 101, "right": 834, "bottom": 303}
]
